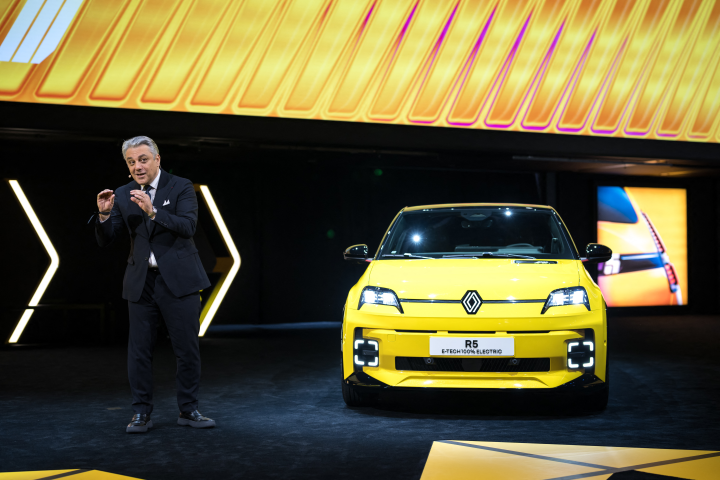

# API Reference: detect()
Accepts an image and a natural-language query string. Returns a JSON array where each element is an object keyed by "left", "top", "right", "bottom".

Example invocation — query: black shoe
[
  {"left": 126, "top": 413, "right": 152, "bottom": 433},
  {"left": 177, "top": 410, "right": 216, "bottom": 428}
]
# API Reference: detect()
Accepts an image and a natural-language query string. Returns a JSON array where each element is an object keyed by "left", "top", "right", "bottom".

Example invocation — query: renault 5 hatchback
[{"left": 341, "top": 204, "right": 611, "bottom": 410}]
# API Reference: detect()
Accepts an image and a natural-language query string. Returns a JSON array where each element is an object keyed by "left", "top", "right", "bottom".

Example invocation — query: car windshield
[{"left": 378, "top": 207, "right": 578, "bottom": 260}]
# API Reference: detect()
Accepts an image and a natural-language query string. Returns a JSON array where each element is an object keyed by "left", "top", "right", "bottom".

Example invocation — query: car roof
[{"left": 403, "top": 203, "right": 555, "bottom": 212}]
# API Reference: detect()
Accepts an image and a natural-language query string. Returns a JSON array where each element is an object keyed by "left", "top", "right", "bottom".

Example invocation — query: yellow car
[{"left": 341, "top": 204, "right": 611, "bottom": 410}]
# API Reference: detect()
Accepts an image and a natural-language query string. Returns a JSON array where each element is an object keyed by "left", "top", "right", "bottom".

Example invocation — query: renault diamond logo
[{"left": 461, "top": 290, "right": 482, "bottom": 315}]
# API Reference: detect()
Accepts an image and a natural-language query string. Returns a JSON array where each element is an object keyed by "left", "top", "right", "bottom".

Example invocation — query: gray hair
[{"left": 122, "top": 136, "right": 159, "bottom": 158}]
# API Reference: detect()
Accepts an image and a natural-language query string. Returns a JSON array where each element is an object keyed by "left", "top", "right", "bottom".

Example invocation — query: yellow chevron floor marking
[
  {"left": 0, "top": 472, "right": 76, "bottom": 480},
  {"left": 0, "top": 471, "right": 142, "bottom": 479},
  {"left": 421, "top": 441, "right": 720, "bottom": 480}
]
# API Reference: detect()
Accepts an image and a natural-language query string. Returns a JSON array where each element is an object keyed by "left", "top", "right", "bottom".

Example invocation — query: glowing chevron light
[
  {"left": 196, "top": 185, "right": 240, "bottom": 337},
  {"left": 1, "top": 0, "right": 720, "bottom": 143},
  {"left": 7, "top": 180, "right": 59, "bottom": 344}
]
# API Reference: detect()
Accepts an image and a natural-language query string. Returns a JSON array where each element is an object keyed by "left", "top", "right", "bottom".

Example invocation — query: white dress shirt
[
  {"left": 143, "top": 170, "right": 161, "bottom": 268},
  {"left": 101, "top": 170, "right": 160, "bottom": 268}
]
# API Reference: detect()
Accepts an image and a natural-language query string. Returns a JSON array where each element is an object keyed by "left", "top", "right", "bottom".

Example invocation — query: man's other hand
[
  {"left": 97, "top": 190, "right": 114, "bottom": 221},
  {"left": 130, "top": 189, "right": 154, "bottom": 216}
]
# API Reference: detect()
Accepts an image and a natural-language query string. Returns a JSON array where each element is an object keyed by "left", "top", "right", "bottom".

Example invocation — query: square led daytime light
[{"left": 353, "top": 339, "right": 379, "bottom": 367}]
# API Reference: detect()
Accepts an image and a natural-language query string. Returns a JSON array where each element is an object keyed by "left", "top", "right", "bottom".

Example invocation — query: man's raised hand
[
  {"left": 97, "top": 189, "right": 114, "bottom": 221},
  {"left": 130, "top": 190, "right": 154, "bottom": 216}
]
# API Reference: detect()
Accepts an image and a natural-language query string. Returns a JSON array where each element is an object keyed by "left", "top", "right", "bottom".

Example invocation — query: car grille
[{"left": 395, "top": 357, "right": 550, "bottom": 372}]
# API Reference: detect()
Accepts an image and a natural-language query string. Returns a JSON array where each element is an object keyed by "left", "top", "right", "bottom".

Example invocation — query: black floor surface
[{"left": 1, "top": 315, "right": 719, "bottom": 479}]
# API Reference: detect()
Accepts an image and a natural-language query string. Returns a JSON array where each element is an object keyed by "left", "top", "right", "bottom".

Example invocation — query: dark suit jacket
[{"left": 96, "top": 170, "right": 210, "bottom": 302}]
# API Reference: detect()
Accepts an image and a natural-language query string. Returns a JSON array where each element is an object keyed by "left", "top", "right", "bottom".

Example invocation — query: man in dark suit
[{"left": 96, "top": 136, "right": 215, "bottom": 433}]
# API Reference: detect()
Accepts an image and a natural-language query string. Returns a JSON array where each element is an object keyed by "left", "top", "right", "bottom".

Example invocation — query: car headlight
[
  {"left": 359, "top": 286, "right": 404, "bottom": 313},
  {"left": 541, "top": 286, "right": 590, "bottom": 314}
]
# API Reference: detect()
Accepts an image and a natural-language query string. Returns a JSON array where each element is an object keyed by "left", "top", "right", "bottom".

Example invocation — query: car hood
[{"left": 368, "top": 259, "right": 580, "bottom": 301}]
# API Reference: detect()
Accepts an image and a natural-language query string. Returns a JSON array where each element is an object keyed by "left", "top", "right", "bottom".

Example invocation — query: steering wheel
[{"left": 506, "top": 243, "right": 535, "bottom": 248}]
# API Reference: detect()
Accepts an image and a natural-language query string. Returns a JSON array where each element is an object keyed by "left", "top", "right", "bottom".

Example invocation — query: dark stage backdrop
[
  {"left": 1, "top": 136, "right": 718, "bottom": 344},
  {"left": 0, "top": 138, "right": 543, "bottom": 343}
]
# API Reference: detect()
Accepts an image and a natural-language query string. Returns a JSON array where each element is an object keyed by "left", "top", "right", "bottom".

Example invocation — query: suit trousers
[{"left": 127, "top": 268, "right": 201, "bottom": 414}]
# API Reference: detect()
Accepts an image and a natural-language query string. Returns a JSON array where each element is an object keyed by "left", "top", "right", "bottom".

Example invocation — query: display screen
[
  {"left": 597, "top": 186, "right": 687, "bottom": 307},
  {"left": 1, "top": 0, "right": 719, "bottom": 143}
]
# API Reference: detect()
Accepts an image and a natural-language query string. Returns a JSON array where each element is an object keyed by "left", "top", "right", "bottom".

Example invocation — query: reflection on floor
[
  {"left": 1, "top": 316, "right": 719, "bottom": 479},
  {"left": 0, "top": 471, "right": 141, "bottom": 479},
  {"left": 421, "top": 441, "right": 720, "bottom": 480}
]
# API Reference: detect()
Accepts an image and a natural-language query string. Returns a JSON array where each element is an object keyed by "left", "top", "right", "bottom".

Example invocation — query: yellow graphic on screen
[
  {"left": 597, "top": 186, "right": 687, "bottom": 307},
  {"left": 0, "top": 0, "right": 82, "bottom": 64},
  {"left": 1, "top": 0, "right": 720, "bottom": 143}
]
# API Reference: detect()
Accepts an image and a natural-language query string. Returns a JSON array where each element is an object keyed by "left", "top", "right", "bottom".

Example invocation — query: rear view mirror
[
  {"left": 584, "top": 244, "right": 612, "bottom": 264},
  {"left": 344, "top": 244, "right": 370, "bottom": 264}
]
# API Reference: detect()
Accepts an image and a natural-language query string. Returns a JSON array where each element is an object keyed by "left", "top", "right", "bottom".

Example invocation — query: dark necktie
[{"left": 143, "top": 185, "right": 154, "bottom": 232}]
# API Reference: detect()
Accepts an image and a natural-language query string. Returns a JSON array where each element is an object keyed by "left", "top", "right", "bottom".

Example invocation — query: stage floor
[{"left": 1, "top": 315, "right": 719, "bottom": 480}]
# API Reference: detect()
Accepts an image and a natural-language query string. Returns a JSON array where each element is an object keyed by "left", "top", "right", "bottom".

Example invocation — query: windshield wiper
[
  {"left": 382, "top": 253, "right": 436, "bottom": 259},
  {"left": 443, "top": 253, "right": 536, "bottom": 259}
]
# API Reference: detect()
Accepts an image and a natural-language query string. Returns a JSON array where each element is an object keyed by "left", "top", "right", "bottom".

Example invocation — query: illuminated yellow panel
[
  {"left": 0, "top": 60, "right": 32, "bottom": 94},
  {"left": 521, "top": 0, "right": 604, "bottom": 130},
  {"left": 191, "top": 0, "right": 280, "bottom": 108},
  {"left": 408, "top": 0, "right": 494, "bottom": 124},
  {"left": 0, "top": 471, "right": 79, "bottom": 480},
  {"left": 327, "top": 0, "right": 416, "bottom": 117},
  {"left": 0, "top": 0, "right": 18, "bottom": 29},
  {"left": 1, "top": 0, "right": 720, "bottom": 142},
  {"left": 196, "top": 185, "right": 240, "bottom": 337},
  {"left": 90, "top": 0, "right": 181, "bottom": 101},
  {"left": 690, "top": 28, "right": 720, "bottom": 139},
  {"left": 592, "top": 0, "right": 673, "bottom": 135},
  {"left": 625, "top": 0, "right": 705, "bottom": 136},
  {"left": 237, "top": 0, "right": 326, "bottom": 110},
  {"left": 420, "top": 441, "right": 720, "bottom": 480},
  {"left": 284, "top": 0, "right": 371, "bottom": 113},
  {"left": 657, "top": 0, "right": 720, "bottom": 137},
  {"left": 36, "top": 0, "right": 129, "bottom": 99},
  {"left": 368, "top": 1, "right": 453, "bottom": 121},
  {"left": 447, "top": 0, "right": 533, "bottom": 126},
  {"left": 7, "top": 180, "right": 59, "bottom": 344},
  {"left": 557, "top": 0, "right": 640, "bottom": 133},
  {"left": 484, "top": 0, "right": 569, "bottom": 128},
  {"left": 142, "top": 0, "right": 231, "bottom": 104},
  {"left": 0, "top": 470, "right": 144, "bottom": 479}
]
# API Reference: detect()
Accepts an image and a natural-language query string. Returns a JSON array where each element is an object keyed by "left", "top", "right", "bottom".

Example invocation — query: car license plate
[{"left": 429, "top": 337, "right": 514, "bottom": 357}]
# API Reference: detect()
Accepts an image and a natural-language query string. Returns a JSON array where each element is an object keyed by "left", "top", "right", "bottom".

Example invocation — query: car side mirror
[
  {"left": 583, "top": 243, "right": 612, "bottom": 264},
  {"left": 344, "top": 244, "right": 370, "bottom": 264}
]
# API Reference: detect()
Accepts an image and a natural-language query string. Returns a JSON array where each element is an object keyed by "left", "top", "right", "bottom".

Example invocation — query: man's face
[{"left": 126, "top": 145, "right": 160, "bottom": 186}]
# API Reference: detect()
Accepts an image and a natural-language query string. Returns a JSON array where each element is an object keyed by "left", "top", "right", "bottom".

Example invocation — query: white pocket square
[{"left": 163, "top": 200, "right": 170, "bottom": 206}]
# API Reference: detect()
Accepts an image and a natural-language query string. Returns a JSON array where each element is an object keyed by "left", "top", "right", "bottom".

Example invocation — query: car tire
[
  {"left": 341, "top": 360, "right": 374, "bottom": 407},
  {"left": 583, "top": 359, "right": 609, "bottom": 412},
  {"left": 583, "top": 385, "right": 609, "bottom": 412}
]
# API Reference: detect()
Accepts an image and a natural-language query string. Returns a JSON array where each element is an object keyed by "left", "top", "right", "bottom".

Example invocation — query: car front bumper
[{"left": 342, "top": 306, "right": 607, "bottom": 391}]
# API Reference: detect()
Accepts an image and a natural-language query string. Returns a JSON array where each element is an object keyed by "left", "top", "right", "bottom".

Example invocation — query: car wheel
[
  {"left": 583, "top": 359, "right": 609, "bottom": 412},
  {"left": 583, "top": 385, "right": 609, "bottom": 412},
  {"left": 341, "top": 360, "right": 374, "bottom": 407}
]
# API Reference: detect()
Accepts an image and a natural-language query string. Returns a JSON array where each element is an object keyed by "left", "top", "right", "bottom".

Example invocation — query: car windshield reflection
[{"left": 378, "top": 207, "right": 578, "bottom": 260}]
